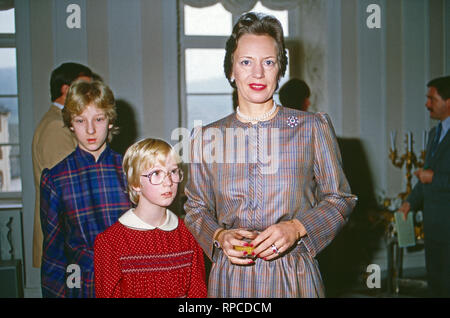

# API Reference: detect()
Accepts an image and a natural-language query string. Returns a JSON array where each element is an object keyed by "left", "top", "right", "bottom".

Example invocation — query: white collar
[
  {"left": 53, "top": 102, "right": 65, "bottom": 110},
  {"left": 119, "top": 208, "right": 178, "bottom": 231}
]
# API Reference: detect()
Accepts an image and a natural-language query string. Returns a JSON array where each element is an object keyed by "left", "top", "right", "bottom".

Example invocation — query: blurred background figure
[
  {"left": 279, "top": 78, "right": 311, "bottom": 111},
  {"left": 32, "top": 62, "right": 93, "bottom": 268}
]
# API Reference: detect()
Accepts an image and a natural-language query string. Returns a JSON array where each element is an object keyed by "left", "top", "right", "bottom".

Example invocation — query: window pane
[
  {"left": 0, "top": 97, "right": 19, "bottom": 142},
  {"left": 0, "top": 48, "right": 17, "bottom": 95},
  {"left": 0, "top": 9, "right": 15, "bottom": 33},
  {"left": 184, "top": 3, "right": 232, "bottom": 36},
  {"left": 0, "top": 145, "right": 21, "bottom": 192},
  {"left": 0, "top": 97, "right": 21, "bottom": 192},
  {"left": 187, "top": 95, "right": 233, "bottom": 131},
  {"left": 186, "top": 49, "right": 232, "bottom": 94},
  {"left": 273, "top": 94, "right": 281, "bottom": 105},
  {"left": 251, "top": 2, "right": 289, "bottom": 36}
]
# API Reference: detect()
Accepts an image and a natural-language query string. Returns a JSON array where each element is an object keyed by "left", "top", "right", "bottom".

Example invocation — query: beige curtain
[{"left": 183, "top": 0, "right": 300, "bottom": 15}]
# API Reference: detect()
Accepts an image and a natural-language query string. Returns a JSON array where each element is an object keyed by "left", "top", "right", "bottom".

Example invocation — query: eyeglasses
[{"left": 141, "top": 168, "right": 184, "bottom": 185}]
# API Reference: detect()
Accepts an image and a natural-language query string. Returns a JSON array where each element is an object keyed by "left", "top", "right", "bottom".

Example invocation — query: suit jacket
[
  {"left": 32, "top": 105, "right": 77, "bottom": 267},
  {"left": 407, "top": 124, "right": 450, "bottom": 244}
]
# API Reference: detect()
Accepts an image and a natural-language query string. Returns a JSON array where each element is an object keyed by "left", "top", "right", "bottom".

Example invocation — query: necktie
[{"left": 431, "top": 122, "right": 442, "bottom": 157}]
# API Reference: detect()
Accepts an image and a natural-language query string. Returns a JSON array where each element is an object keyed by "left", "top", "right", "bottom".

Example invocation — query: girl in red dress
[{"left": 94, "top": 138, "right": 207, "bottom": 298}]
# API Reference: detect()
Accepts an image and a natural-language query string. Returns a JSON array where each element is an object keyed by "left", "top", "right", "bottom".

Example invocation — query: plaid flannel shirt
[{"left": 40, "top": 145, "right": 131, "bottom": 298}]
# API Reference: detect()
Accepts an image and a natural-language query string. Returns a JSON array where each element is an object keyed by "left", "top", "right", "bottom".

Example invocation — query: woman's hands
[
  {"left": 251, "top": 220, "right": 306, "bottom": 261},
  {"left": 216, "top": 229, "right": 259, "bottom": 265},
  {"left": 215, "top": 220, "right": 307, "bottom": 264}
]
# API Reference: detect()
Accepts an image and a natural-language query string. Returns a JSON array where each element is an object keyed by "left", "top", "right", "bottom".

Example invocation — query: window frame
[
  {"left": 178, "top": 1, "right": 301, "bottom": 130},
  {"left": 0, "top": 8, "right": 21, "bottom": 199}
]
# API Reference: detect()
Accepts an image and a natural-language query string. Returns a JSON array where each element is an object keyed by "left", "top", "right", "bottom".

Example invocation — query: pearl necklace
[{"left": 236, "top": 102, "right": 278, "bottom": 122}]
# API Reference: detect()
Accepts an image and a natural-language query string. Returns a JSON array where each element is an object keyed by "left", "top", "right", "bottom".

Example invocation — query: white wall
[
  {"left": 322, "top": 0, "right": 447, "bottom": 198},
  {"left": 14, "top": 0, "right": 449, "bottom": 296}
]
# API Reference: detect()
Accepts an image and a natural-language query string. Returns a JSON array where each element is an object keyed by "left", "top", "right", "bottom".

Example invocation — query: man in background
[
  {"left": 32, "top": 62, "right": 92, "bottom": 268},
  {"left": 400, "top": 76, "right": 450, "bottom": 297},
  {"left": 279, "top": 78, "right": 311, "bottom": 111}
]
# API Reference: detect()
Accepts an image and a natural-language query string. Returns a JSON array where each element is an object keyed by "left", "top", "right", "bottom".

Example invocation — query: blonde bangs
[
  {"left": 122, "top": 138, "right": 179, "bottom": 205},
  {"left": 63, "top": 80, "right": 117, "bottom": 129}
]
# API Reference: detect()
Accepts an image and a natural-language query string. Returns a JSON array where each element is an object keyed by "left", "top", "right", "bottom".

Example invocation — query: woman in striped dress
[{"left": 184, "top": 12, "right": 357, "bottom": 298}]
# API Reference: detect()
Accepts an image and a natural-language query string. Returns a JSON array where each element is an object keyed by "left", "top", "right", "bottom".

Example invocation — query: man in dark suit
[{"left": 400, "top": 76, "right": 450, "bottom": 297}]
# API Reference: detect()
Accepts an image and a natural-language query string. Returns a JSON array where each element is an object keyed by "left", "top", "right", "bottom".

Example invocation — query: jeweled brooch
[{"left": 287, "top": 116, "right": 299, "bottom": 127}]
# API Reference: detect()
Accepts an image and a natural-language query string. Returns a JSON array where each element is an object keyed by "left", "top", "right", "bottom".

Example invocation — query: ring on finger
[{"left": 271, "top": 244, "right": 280, "bottom": 254}]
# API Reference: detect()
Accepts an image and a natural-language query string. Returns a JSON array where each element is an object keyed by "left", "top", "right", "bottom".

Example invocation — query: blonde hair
[
  {"left": 122, "top": 138, "right": 181, "bottom": 205},
  {"left": 63, "top": 80, "right": 118, "bottom": 140}
]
